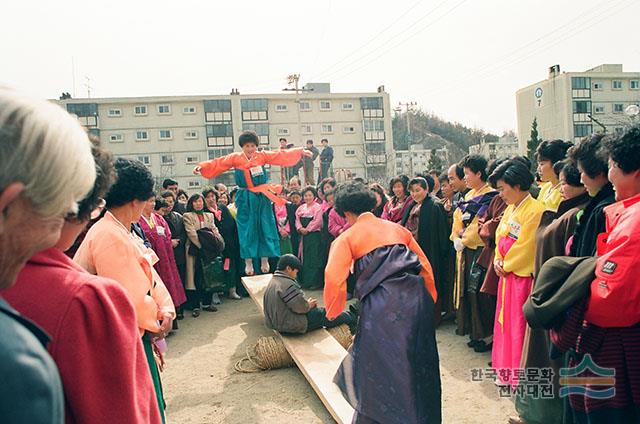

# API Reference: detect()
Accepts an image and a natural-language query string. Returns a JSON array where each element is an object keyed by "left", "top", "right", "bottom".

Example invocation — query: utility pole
[
  {"left": 282, "top": 74, "right": 314, "bottom": 184},
  {"left": 394, "top": 101, "right": 417, "bottom": 175}
]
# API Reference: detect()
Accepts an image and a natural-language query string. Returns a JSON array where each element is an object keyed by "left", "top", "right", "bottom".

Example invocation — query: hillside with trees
[{"left": 392, "top": 110, "right": 504, "bottom": 164}]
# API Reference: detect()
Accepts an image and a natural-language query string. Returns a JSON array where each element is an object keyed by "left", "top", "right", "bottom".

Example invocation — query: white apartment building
[
  {"left": 516, "top": 64, "right": 640, "bottom": 154},
  {"left": 468, "top": 134, "right": 519, "bottom": 160},
  {"left": 395, "top": 145, "right": 450, "bottom": 176},
  {"left": 57, "top": 84, "right": 393, "bottom": 191}
]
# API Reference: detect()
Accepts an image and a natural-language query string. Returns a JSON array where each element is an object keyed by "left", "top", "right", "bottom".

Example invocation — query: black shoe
[
  {"left": 467, "top": 339, "right": 480, "bottom": 348},
  {"left": 192, "top": 308, "right": 201, "bottom": 318},
  {"left": 474, "top": 341, "right": 493, "bottom": 353},
  {"left": 177, "top": 312, "right": 184, "bottom": 320},
  {"left": 202, "top": 304, "right": 218, "bottom": 312}
]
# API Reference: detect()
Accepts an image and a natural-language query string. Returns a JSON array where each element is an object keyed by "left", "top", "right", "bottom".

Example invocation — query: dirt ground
[{"left": 163, "top": 290, "right": 516, "bottom": 424}]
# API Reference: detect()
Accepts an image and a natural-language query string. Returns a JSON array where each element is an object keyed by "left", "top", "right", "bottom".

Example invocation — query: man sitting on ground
[{"left": 263, "top": 254, "right": 355, "bottom": 334}]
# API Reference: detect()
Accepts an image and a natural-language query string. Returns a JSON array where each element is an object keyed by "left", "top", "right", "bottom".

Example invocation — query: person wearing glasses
[{"left": 3, "top": 144, "right": 162, "bottom": 423}]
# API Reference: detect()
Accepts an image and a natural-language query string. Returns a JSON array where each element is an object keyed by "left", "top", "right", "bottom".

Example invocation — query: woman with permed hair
[
  {"left": 194, "top": 130, "right": 311, "bottom": 276},
  {"left": 324, "top": 181, "right": 441, "bottom": 424},
  {"left": 487, "top": 159, "right": 545, "bottom": 388},
  {"left": 74, "top": 158, "right": 176, "bottom": 422},
  {"left": 381, "top": 175, "right": 414, "bottom": 223}
]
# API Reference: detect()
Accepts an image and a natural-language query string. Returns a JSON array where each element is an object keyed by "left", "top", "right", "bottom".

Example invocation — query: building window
[
  {"left": 277, "top": 128, "right": 290, "bottom": 136},
  {"left": 299, "top": 101, "right": 311, "bottom": 112},
  {"left": 157, "top": 104, "right": 171, "bottom": 114},
  {"left": 134, "top": 105, "right": 147, "bottom": 116},
  {"left": 242, "top": 123, "right": 269, "bottom": 145},
  {"left": 614, "top": 103, "right": 624, "bottom": 113},
  {"left": 188, "top": 181, "right": 201, "bottom": 189},
  {"left": 206, "top": 123, "right": 234, "bottom": 147},
  {"left": 161, "top": 155, "right": 174, "bottom": 165},
  {"left": 183, "top": 106, "right": 197, "bottom": 114},
  {"left": 612, "top": 80, "right": 623, "bottom": 90},
  {"left": 107, "top": 108, "right": 122, "bottom": 117},
  {"left": 185, "top": 130, "right": 198, "bottom": 139},
  {"left": 321, "top": 124, "right": 333, "bottom": 134},
  {"left": 66, "top": 103, "right": 98, "bottom": 117},
  {"left": 135, "top": 130, "right": 149, "bottom": 141},
  {"left": 109, "top": 134, "right": 123, "bottom": 142},
  {"left": 275, "top": 104, "right": 288, "bottom": 112},
  {"left": 345, "top": 149, "right": 356, "bottom": 156},
  {"left": 159, "top": 130, "right": 173, "bottom": 140},
  {"left": 594, "top": 105, "right": 605, "bottom": 114},
  {"left": 343, "top": 125, "right": 356, "bottom": 134},
  {"left": 364, "top": 120, "right": 385, "bottom": 142},
  {"left": 137, "top": 155, "right": 150, "bottom": 166},
  {"left": 571, "top": 77, "right": 590, "bottom": 90},
  {"left": 204, "top": 99, "right": 232, "bottom": 122},
  {"left": 593, "top": 82, "right": 604, "bottom": 90},
  {"left": 301, "top": 124, "right": 312, "bottom": 134},
  {"left": 241, "top": 99, "right": 268, "bottom": 121},
  {"left": 572, "top": 101, "right": 591, "bottom": 114},
  {"left": 185, "top": 155, "right": 200, "bottom": 164},
  {"left": 341, "top": 103, "right": 354, "bottom": 111},
  {"left": 319, "top": 101, "right": 331, "bottom": 111},
  {"left": 574, "top": 124, "right": 592, "bottom": 138},
  {"left": 631, "top": 80, "right": 640, "bottom": 90},
  {"left": 361, "top": 97, "right": 384, "bottom": 118}
]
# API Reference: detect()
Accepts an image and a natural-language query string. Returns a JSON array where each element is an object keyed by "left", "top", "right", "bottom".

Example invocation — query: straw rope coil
[{"left": 234, "top": 324, "right": 353, "bottom": 373}]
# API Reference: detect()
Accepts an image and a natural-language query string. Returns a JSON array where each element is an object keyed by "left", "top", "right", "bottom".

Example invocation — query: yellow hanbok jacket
[
  {"left": 450, "top": 184, "right": 494, "bottom": 249},
  {"left": 495, "top": 195, "right": 546, "bottom": 277},
  {"left": 537, "top": 181, "right": 562, "bottom": 212}
]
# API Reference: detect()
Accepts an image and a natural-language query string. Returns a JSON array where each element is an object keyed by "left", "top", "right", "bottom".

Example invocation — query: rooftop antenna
[{"left": 84, "top": 76, "right": 92, "bottom": 98}]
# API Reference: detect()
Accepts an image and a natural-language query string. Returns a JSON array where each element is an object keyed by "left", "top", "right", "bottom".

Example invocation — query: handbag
[
  {"left": 200, "top": 256, "right": 226, "bottom": 292},
  {"left": 466, "top": 259, "right": 487, "bottom": 293}
]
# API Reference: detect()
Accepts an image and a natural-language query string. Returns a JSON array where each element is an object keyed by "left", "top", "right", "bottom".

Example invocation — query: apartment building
[
  {"left": 58, "top": 84, "right": 393, "bottom": 191},
  {"left": 468, "top": 134, "right": 519, "bottom": 160},
  {"left": 395, "top": 145, "right": 450, "bottom": 176},
  {"left": 516, "top": 64, "right": 640, "bottom": 153}
]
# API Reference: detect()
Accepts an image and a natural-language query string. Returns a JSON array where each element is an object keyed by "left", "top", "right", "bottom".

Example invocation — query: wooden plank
[{"left": 242, "top": 275, "right": 355, "bottom": 424}]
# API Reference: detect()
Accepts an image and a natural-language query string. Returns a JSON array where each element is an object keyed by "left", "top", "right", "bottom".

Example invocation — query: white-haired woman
[{"left": 0, "top": 87, "right": 95, "bottom": 423}]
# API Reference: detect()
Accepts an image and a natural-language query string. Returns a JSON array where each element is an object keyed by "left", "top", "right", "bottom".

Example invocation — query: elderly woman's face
[{"left": 0, "top": 189, "right": 66, "bottom": 288}]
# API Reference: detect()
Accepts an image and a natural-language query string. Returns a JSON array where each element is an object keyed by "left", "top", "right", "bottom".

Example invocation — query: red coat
[
  {"left": 1, "top": 248, "right": 162, "bottom": 424},
  {"left": 586, "top": 193, "right": 640, "bottom": 327}
]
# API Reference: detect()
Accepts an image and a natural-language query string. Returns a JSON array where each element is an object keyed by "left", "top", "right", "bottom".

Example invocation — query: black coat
[
  {"left": 569, "top": 183, "right": 615, "bottom": 257},
  {"left": 164, "top": 211, "right": 187, "bottom": 265},
  {"left": 416, "top": 196, "right": 451, "bottom": 296},
  {"left": 286, "top": 202, "right": 301, "bottom": 256}
]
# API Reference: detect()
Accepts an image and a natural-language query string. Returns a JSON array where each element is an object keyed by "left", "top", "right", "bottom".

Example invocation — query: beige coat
[{"left": 183, "top": 212, "right": 217, "bottom": 290}]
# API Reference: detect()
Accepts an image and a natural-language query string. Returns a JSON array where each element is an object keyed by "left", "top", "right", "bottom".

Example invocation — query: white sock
[
  {"left": 260, "top": 257, "right": 270, "bottom": 273},
  {"left": 244, "top": 258, "right": 254, "bottom": 275}
]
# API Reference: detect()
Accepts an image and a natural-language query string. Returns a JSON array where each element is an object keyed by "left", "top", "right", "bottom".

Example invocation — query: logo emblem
[
  {"left": 601, "top": 261, "right": 617, "bottom": 275},
  {"left": 559, "top": 354, "right": 616, "bottom": 399},
  {"left": 535, "top": 87, "right": 543, "bottom": 99}
]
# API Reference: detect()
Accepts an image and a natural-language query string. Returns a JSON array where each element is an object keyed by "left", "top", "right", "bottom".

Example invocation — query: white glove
[{"left": 453, "top": 237, "right": 465, "bottom": 252}]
